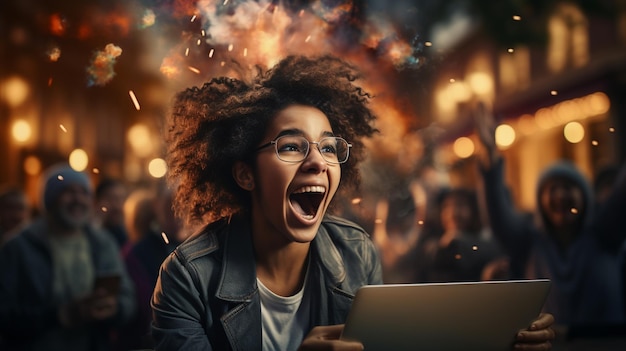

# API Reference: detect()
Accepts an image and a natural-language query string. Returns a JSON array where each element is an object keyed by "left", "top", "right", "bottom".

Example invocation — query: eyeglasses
[{"left": 257, "top": 135, "right": 352, "bottom": 164}]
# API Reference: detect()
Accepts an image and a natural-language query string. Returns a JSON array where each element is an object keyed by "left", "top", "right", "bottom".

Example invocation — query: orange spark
[{"left": 129, "top": 90, "right": 141, "bottom": 111}]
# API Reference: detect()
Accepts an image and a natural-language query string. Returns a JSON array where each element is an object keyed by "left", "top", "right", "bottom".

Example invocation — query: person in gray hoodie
[{"left": 475, "top": 105, "right": 626, "bottom": 328}]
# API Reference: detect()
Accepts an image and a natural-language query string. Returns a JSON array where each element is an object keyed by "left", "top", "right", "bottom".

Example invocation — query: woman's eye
[
  {"left": 321, "top": 145, "right": 337, "bottom": 154},
  {"left": 279, "top": 144, "right": 301, "bottom": 152}
]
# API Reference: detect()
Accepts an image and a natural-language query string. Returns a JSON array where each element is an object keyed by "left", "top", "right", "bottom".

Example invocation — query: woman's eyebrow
[
  {"left": 273, "top": 129, "right": 336, "bottom": 139},
  {"left": 275, "top": 128, "right": 304, "bottom": 138}
]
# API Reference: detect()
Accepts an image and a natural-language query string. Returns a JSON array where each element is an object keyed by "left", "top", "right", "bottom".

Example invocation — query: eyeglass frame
[{"left": 256, "top": 135, "right": 352, "bottom": 164}]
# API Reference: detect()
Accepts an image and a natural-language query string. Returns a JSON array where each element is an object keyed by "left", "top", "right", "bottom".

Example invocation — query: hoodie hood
[{"left": 534, "top": 160, "right": 593, "bottom": 234}]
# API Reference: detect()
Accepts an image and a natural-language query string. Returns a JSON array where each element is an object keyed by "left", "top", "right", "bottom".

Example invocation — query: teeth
[{"left": 292, "top": 186, "right": 326, "bottom": 194}]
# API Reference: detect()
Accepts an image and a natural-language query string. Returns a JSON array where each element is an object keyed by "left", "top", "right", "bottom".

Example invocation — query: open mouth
[{"left": 290, "top": 185, "right": 326, "bottom": 220}]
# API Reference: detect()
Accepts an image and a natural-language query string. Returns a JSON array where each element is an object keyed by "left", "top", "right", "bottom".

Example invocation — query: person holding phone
[
  {"left": 0, "top": 165, "right": 136, "bottom": 351},
  {"left": 151, "top": 55, "right": 555, "bottom": 350}
]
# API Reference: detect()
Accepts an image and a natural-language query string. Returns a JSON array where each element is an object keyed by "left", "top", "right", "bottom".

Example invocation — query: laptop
[{"left": 340, "top": 279, "right": 551, "bottom": 351}]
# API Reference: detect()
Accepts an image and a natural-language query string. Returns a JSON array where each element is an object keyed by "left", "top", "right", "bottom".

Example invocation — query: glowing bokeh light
[
  {"left": 148, "top": 158, "right": 168, "bottom": 178},
  {"left": 495, "top": 124, "right": 516, "bottom": 149},
  {"left": 588, "top": 92, "right": 610, "bottom": 115},
  {"left": 69, "top": 149, "right": 89, "bottom": 171},
  {"left": 453, "top": 137, "right": 475, "bottom": 159},
  {"left": 127, "top": 123, "right": 153, "bottom": 157},
  {"left": 23, "top": 156, "right": 42, "bottom": 176},
  {"left": 1, "top": 76, "right": 29, "bottom": 107},
  {"left": 448, "top": 81, "right": 471, "bottom": 102},
  {"left": 11, "top": 119, "right": 32, "bottom": 143},
  {"left": 467, "top": 72, "right": 493, "bottom": 96},
  {"left": 563, "top": 121, "right": 585, "bottom": 143}
]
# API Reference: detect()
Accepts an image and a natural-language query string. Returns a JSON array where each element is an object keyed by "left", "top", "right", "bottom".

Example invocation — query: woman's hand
[
  {"left": 513, "top": 313, "right": 555, "bottom": 350},
  {"left": 298, "top": 324, "right": 364, "bottom": 351}
]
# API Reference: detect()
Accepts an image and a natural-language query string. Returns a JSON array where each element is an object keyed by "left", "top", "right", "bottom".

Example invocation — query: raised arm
[{"left": 474, "top": 104, "right": 534, "bottom": 273}]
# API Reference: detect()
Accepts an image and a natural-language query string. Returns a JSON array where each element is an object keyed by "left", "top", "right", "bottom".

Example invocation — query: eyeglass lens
[{"left": 274, "top": 136, "right": 349, "bottom": 163}]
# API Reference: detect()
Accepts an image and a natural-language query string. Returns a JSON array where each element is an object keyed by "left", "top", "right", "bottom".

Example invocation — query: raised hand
[{"left": 473, "top": 102, "right": 500, "bottom": 168}]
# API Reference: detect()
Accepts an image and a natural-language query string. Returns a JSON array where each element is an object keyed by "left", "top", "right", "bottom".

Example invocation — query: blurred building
[
  {"left": 0, "top": 1, "right": 174, "bottom": 206},
  {"left": 2, "top": 1, "right": 625, "bottom": 213},
  {"left": 425, "top": 2, "right": 626, "bottom": 211}
]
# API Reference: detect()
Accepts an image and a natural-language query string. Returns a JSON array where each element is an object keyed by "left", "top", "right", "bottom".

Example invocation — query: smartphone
[{"left": 94, "top": 274, "right": 121, "bottom": 295}]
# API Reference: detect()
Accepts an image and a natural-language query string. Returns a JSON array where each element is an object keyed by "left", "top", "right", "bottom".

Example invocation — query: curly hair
[{"left": 166, "top": 55, "right": 378, "bottom": 225}]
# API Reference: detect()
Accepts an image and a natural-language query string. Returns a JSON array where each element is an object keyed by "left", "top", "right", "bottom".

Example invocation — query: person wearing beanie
[
  {"left": 475, "top": 107, "right": 626, "bottom": 333},
  {"left": 0, "top": 163, "right": 136, "bottom": 351}
]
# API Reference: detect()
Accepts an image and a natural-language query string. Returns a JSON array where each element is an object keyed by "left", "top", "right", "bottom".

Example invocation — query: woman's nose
[{"left": 301, "top": 145, "right": 328, "bottom": 172}]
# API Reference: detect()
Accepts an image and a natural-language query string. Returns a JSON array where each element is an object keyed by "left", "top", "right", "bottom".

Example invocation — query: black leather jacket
[{"left": 151, "top": 214, "right": 382, "bottom": 351}]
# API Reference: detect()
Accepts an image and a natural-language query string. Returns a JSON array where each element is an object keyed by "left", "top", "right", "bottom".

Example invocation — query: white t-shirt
[{"left": 257, "top": 276, "right": 311, "bottom": 351}]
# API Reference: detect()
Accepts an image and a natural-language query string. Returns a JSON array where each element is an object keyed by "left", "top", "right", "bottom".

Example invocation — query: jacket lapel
[
  {"left": 309, "top": 223, "right": 354, "bottom": 326},
  {"left": 216, "top": 216, "right": 262, "bottom": 351}
]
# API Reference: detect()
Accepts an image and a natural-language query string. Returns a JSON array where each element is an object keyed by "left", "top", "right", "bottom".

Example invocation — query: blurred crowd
[
  {"left": 0, "top": 111, "right": 624, "bottom": 350},
  {"left": 360, "top": 109, "right": 626, "bottom": 341},
  {"left": 0, "top": 166, "right": 195, "bottom": 351}
]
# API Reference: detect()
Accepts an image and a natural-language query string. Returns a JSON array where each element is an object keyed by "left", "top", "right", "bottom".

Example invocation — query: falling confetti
[
  {"left": 47, "top": 47, "right": 61, "bottom": 62},
  {"left": 140, "top": 9, "right": 156, "bottom": 29},
  {"left": 86, "top": 43, "right": 123, "bottom": 86},
  {"left": 129, "top": 90, "right": 141, "bottom": 110},
  {"left": 59, "top": 124, "right": 67, "bottom": 133},
  {"left": 161, "top": 232, "right": 170, "bottom": 244}
]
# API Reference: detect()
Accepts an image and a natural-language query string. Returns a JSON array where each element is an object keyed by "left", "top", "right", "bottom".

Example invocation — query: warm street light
[
  {"left": 11, "top": 119, "right": 32, "bottom": 143},
  {"left": 69, "top": 148, "right": 89, "bottom": 171}
]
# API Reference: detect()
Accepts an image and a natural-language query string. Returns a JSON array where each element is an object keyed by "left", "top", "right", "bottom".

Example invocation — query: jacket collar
[
  {"left": 215, "top": 215, "right": 347, "bottom": 301},
  {"left": 312, "top": 220, "right": 346, "bottom": 286}
]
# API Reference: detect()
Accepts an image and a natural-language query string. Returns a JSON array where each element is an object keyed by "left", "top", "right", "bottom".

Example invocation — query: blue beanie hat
[{"left": 41, "top": 164, "right": 92, "bottom": 211}]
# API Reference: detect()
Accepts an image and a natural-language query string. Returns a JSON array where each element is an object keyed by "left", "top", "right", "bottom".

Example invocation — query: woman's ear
[{"left": 232, "top": 161, "right": 255, "bottom": 191}]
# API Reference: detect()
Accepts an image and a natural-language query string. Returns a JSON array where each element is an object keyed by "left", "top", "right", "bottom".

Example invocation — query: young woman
[{"left": 151, "top": 55, "right": 555, "bottom": 350}]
